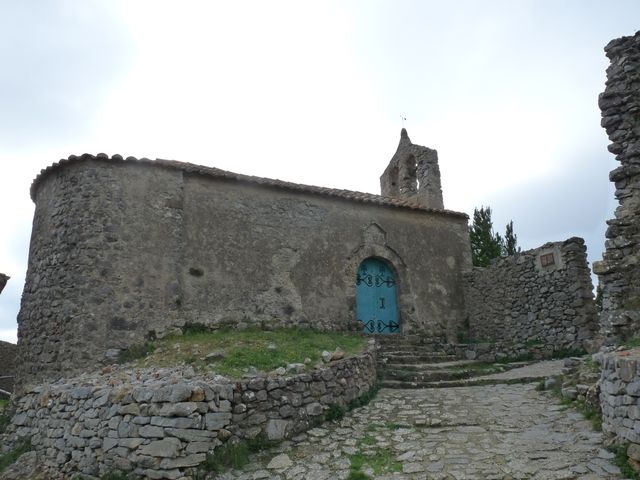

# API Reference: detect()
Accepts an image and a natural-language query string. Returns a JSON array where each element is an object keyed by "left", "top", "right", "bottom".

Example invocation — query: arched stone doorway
[{"left": 355, "top": 257, "right": 400, "bottom": 334}]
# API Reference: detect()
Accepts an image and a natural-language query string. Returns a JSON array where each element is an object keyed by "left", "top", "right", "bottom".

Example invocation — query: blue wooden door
[{"left": 355, "top": 258, "right": 399, "bottom": 334}]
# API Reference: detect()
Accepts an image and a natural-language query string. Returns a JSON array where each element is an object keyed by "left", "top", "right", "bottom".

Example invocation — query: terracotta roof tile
[{"left": 31, "top": 154, "right": 468, "bottom": 219}]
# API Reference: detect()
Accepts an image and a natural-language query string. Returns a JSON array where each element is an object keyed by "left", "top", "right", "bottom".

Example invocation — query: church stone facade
[{"left": 17, "top": 130, "right": 473, "bottom": 385}]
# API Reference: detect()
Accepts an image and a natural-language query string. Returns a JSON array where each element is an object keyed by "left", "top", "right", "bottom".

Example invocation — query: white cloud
[{"left": 0, "top": 0, "right": 639, "bottom": 342}]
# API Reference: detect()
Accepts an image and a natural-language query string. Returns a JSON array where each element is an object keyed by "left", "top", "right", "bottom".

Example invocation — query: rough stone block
[
  {"left": 205, "top": 412, "right": 232, "bottom": 430},
  {"left": 266, "top": 419, "right": 291, "bottom": 440},
  {"left": 138, "top": 437, "right": 182, "bottom": 458},
  {"left": 159, "top": 453, "right": 206, "bottom": 469}
]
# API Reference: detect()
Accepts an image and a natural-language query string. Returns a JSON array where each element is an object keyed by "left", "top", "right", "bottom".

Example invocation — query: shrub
[
  {"left": 325, "top": 403, "right": 345, "bottom": 421},
  {"left": 117, "top": 342, "right": 155, "bottom": 363}
]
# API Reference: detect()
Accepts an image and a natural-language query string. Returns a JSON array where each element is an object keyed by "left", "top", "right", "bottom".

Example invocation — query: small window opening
[{"left": 540, "top": 253, "right": 555, "bottom": 267}]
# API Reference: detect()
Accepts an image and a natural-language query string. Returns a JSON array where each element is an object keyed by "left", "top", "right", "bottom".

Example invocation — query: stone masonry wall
[
  {"left": 594, "top": 31, "right": 640, "bottom": 342},
  {"left": 0, "top": 341, "right": 16, "bottom": 395},
  {"left": 18, "top": 155, "right": 471, "bottom": 386},
  {"left": 2, "top": 349, "right": 376, "bottom": 479},
  {"left": 599, "top": 350, "right": 640, "bottom": 465},
  {"left": 464, "top": 237, "right": 598, "bottom": 352}
]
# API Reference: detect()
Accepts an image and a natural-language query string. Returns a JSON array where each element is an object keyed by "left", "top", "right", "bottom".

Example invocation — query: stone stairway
[{"left": 375, "top": 336, "right": 542, "bottom": 388}]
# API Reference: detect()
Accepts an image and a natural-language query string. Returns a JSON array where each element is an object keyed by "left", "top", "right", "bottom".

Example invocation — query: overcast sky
[{"left": 0, "top": 1, "right": 638, "bottom": 343}]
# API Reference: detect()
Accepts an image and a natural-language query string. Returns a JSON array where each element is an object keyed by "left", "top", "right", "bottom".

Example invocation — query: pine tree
[
  {"left": 470, "top": 207, "right": 520, "bottom": 266},
  {"left": 503, "top": 220, "right": 520, "bottom": 256},
  {"left": 469, "top": 207, "right": 503, "bottom": 267}
]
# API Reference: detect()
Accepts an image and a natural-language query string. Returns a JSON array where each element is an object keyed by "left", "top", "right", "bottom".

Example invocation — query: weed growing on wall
[
  {"left": 0, "top": 439, "right": 31, "bottom": 474},
  {"left": 609, "top": 443, "right": 640, "bottom": 479},
  {"left": 199, "top": 432, "right": 279, "bottom": 473},
  {"left": 0, "top": 400, "right": 14, "bottom": 434},
  {"left": 325, "top": 403, "right": 346, "bottom": 421},
  {"left": 544, "top": 379, "right": 603, "bottom": 432}
]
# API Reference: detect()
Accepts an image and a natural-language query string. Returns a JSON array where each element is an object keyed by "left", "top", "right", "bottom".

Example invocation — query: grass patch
[
  {"left": 203, "top": 442, "right": 250, "bottom": 472},
  {"left": 609, "top": 443, "right": 640, "bottom": 479},
  {"left": 573, "top": 399, "right": 602, "bottom": 431},
  {"left": 583, "top": 357, "right": 601, "bottom": 374},
  {"left": 349, "top": 448, "right": 402, "bottom": 476},
  {"left": 624, "top": 337, "right": 640, "bottom": 349},
  {"left": 133, "top": 327, "right": 366, "bottom": 377},
  {"left": 0, "top": 439, "right": 31, "bottom": 474},
  {"left": 357, "top": 434, "right": 377, "bottom": 446},
  {"left": 524, "top": 339, "right": 543, "bottom": 348},
  {"left": 546, "top": 381, "right": 602, "bottom": 432},
  {"left": 346, "top": 472, "right": 372, "bottom": 480}
]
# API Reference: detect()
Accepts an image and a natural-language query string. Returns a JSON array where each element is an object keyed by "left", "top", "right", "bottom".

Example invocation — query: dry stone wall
[
  {"left": 594, "top": 30, "right": 640, "bottom": 342},
  {"left": 2, "top": 349, "right": 376, "bottom": 479},
  {"left": 599, "top": 349, "right": 640, "bottom": 466},
  {"left": 464, "top": 238, "right": 598, "bottom": 352}
]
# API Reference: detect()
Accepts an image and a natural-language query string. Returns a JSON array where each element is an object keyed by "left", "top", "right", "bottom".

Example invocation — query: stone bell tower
[{"left": 380, "top": 128, "right": 444, "bottom": 209}]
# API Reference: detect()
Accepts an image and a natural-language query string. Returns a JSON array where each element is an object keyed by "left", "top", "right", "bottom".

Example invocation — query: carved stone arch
[{"left": 344, "top": 223, "right": 416, "bottom": 333}]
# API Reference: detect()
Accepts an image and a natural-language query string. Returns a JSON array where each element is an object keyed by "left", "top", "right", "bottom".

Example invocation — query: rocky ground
[{"left": 218, "top": 361, "right": 622, "bottom": 480}]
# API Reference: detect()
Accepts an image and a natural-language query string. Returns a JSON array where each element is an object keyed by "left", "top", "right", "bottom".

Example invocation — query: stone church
[
  {"left": 16, "top": 129, "right": 597, "bottom": 385},
  {"left": 17, "top": 129, "right": 471, "bottom": 383}
]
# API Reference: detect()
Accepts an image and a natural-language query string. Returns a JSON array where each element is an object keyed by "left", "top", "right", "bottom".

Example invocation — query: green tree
[
  {"left": 503, "top": 220, "right": 520, "bottom": 256},
  {"left": 469, "top": 206, "right": 503, "bottom": 267},
  {"left": 469, "top": 207, "right": 520, "bottom": 266}
]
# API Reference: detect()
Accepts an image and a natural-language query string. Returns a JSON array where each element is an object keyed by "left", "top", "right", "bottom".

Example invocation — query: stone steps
[
  {"left": 379, "top": 375, "right": 548, "bottom": 389},
  {"left": 379, "top": 368, "right": 475, "bottom": 382},
  {"left": 372, "top": 335, "right": 447, "bottom": 349},
  {"left": 378, "top": 353, "right": 458, "bottom": 364},
  {"left": 378, "top": 361, "right": 532, "bottom": 384},
  {"left": 375, "top": 337, "right": 542, "bottom": 389},
  {"left": 380, "top": 359, "right": 479, "bottom": 370}
]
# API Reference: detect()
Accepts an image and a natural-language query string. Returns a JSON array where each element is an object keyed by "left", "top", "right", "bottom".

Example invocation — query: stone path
[
  {"left": 219, "top": 361, "right": 622, "bottom": 480},
  {"left": 473, "top": 359, "right": 565, "bottom": 382}
]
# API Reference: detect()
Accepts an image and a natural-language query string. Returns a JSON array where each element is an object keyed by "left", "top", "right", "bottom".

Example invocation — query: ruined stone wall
[
  {"left": 464, "top": 238, "right": 598, "bottom": 352},
  {"left": 2, "top": 350, "right": 376, "bottom": 479},
  {"left": 594, "top": 31, "right": 640, "bottom": 342},
  {"left": 18, "top": 155, "right": 472, "bottom": 385}
]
